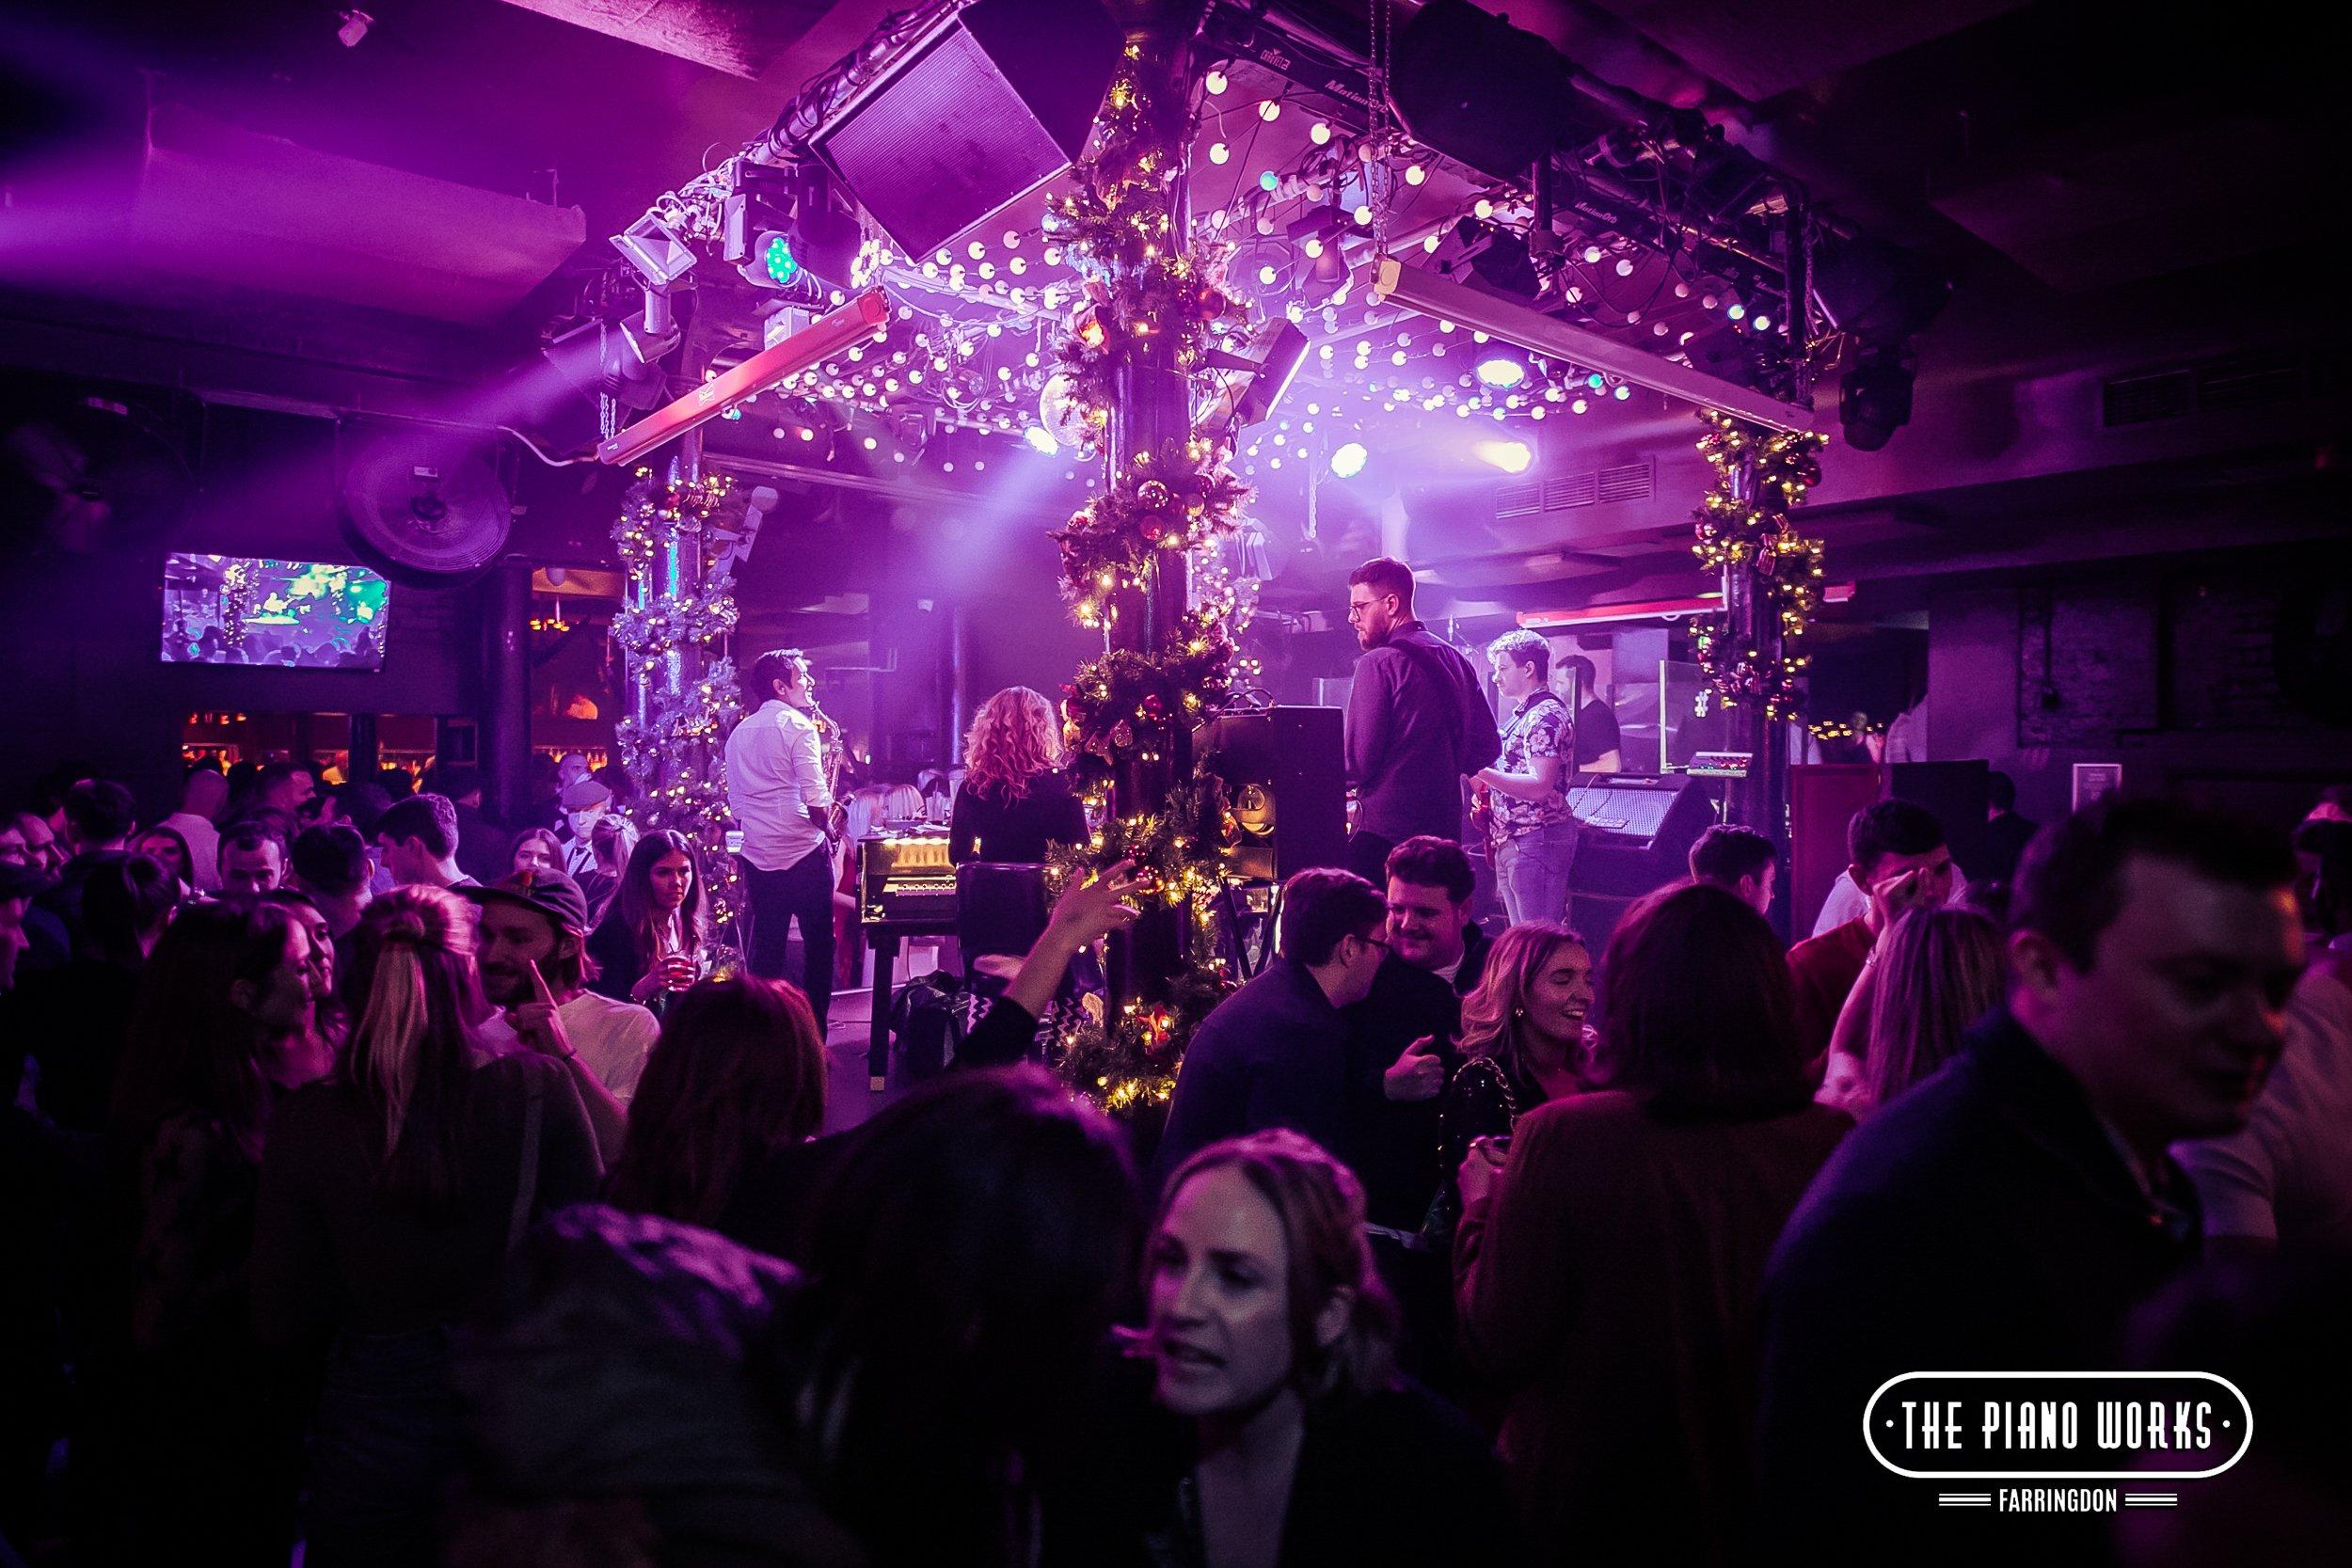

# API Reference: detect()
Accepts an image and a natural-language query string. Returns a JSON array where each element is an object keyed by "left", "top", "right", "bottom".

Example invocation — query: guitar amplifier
[
  {"left": 1567, "top": 774, "right": 1719, "bottom": 898},
  {"left": 1195, "top": 706, "right": 1347, "bottom": 883}
]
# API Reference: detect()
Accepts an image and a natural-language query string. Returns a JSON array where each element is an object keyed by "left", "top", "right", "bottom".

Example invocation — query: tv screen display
[{"left": 161, "top": 554, "right": 390, "bottom": 669}]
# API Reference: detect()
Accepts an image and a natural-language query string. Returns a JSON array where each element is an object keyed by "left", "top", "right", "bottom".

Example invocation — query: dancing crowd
[{"left": 3, "top": 727, "right": 2349, "bottom": 1567}]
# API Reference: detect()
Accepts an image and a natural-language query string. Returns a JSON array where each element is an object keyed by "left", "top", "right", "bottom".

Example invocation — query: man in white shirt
[
  {"left": 724, "top": 647, "right": 839, "bottom": 1028},
  {"left": 160, "top": 768, "right": 228, "bottom": 892},
  {"left": 469, "top": 867, "right": 654, "bottom": 1166}
]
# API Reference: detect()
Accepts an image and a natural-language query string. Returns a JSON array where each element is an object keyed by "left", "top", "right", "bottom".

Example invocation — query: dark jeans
[
  {"left": 1345, "top": 829, "right": 1396, "bottom": 884},
  {"left": 739, "top": 847, "right": 835, "bottom": 1027},
  {"left": 305, "top": 1326, "right": 458, "bottom": 1568}
]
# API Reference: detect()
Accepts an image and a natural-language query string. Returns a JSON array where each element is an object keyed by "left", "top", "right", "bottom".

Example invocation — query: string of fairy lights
[{"left": 1688, "top": 411, "right": 1830, "bottom": 722}]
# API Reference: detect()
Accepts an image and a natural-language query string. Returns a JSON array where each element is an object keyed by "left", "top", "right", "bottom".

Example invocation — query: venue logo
[{"left": 1864, "top": 1371, "right": 2252, "bottom": 1514}]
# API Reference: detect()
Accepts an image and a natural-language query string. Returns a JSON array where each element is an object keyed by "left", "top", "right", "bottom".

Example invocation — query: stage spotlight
[
  {"left": 1839, "top": 344, "right": 1915, "bottom": 452},
  {"left": 1329, "top": 441, "right": 1368, "bottom": 478},
  {"left": 1024, "top": 425, "right": 1057, "bottom": 454},
  {"left": 1474, "top": 438, "right": 1534, "bottom": 473},
  {"left": 1474, "top": 350, "right": 1527, "bottom": 390}
]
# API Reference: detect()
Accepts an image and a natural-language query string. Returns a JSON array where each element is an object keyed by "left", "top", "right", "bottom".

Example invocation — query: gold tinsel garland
[{"left": 1690, "top": 411, "right": 1830, "bottom": 721}]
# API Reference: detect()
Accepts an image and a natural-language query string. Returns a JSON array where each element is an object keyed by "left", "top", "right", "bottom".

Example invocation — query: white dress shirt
[{"left": 724, "top": 699, "right": 834, "bottom": 872}]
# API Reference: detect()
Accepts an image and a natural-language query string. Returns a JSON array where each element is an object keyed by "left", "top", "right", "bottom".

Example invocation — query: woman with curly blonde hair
[{"left": 948, "top": 685, "right": 1088, "bottom": 864}]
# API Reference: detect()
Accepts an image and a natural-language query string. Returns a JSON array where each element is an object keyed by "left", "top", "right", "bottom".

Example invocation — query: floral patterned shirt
[{"left": 1492, "top": 691, "right": 1572, "bottom": 838}]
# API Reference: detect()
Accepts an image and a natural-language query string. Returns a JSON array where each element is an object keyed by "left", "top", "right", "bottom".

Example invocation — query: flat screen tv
[{"left": 161, "top": 553, "right": 390, "bottom": 669}]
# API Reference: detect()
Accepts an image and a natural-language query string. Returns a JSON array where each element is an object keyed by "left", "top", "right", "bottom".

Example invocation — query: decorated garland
[
  {"left": 1690, "top": 412, "right": 1829, "bottom": 721},
  {"left": 1045, "top": 46, "right": 1245, "bottom": 456},
  {"left": 611, "top": 470, "right": 750, "bottom": 932},
  {"left": 1036, "top": 42, "right": 1261, "bottom": 1115},
  {"left": 1041, "top": 775, "right": 1235, "bottom": 1114}
]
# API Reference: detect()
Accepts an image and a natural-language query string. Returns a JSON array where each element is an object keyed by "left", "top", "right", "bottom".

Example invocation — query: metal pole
[{"left": 480, "top": 560, "right": 532, "bottom": 827}]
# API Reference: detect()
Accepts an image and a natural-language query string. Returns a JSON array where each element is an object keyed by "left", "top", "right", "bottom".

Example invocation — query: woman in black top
[
  {"left": 1430, "top": 922, "right": 1595, "bottom": 1243},
  {"left": 1054, "top": 1130, "right": 1516, "bottom": 1567},
  {"left": 585, "top": 828, "right": 711, "bottom": 1008},
  {"left": 948, "top": 685, "right": 1089, "bottom": 864}
]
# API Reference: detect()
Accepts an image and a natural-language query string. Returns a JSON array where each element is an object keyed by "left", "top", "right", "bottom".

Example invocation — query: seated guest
[
  {"left": 1342, "top": 835, "right": 1493, "bottom": 1232},
  {"left": 1756, "top": 799, "right": 2303, "bottom": 1560},
  {"left": 506, "top": 826, "right": 562, "bottom": 877},
  {"left": 1456, "top": 882, "right": 1848, "bottom": 1567},
  {"left": 252, "top": 887, "right": 601, "bottom": 1568},
  {"left": 1817, "top": 906, "right": 2004, "bottom": 1117},
  {"left": 215, "top": 818, "right": 288, "bottom": 897},
  {"left": 1429, "top": 922, "right": 1596, "bottom": 1242},
  {"left": 1154, "top": 869, "right": 1389, "bottom": 1192},
  {"left": 158, "top": 767, "right": 228, "bottom": 892},
  {"left": 373, "top": 793, "right": 473, "bottom": 890},
  {"left": 949, "top": 686, "right": 1089, "bottom": 864},
  {"left": 132, "top": 824, "right": 197, "bottom": 900},
  {"left": 1788, "top": 799, "right": 1952, "bottom": 1070},
  {"left": 1688, "top": 821, "right": 1777, "bottom": 916},
  {"left": 958, "top": 861, "right": 1143, "bottom": 1069},
  {"left": 10, "top": 854, "right": 176, "bottom": 1132},
  {"left": 587, "top": 828, "right": 710, "bottom": 1008},
  {"left": 2175, "top": 818, "right": 2352, "bottom": 1255},
  {"left": 604, "top": 975, "right": 831, "bottom": 1260},
  {"left": 1067, "top": 1131, "right": 1516, "bottom": 1566},
  {"left": 468, "top": 869, "right": 649, "bottom": 1164},
  {"left": 452, "top": 1070, "right": 1138, "bottom": 1568},
  {"left": 95, "top": 899, "right": 320, "bottom": 1563}
]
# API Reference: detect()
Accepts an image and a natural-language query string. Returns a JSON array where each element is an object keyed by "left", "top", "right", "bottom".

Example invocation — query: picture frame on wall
[{"left": 2072, "top": 762, "right": 2123, "bottom": 811}]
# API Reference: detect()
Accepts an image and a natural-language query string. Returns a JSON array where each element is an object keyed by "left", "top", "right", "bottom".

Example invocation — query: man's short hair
[
  {"left": 2013, "top": 797, "right": 2296, "bottom": 971},
  {"left": 1486, "top": 628, "right": 1550, "bottom": 685},
  {"left": 1346, "top": 556, "right": 1416, "bottom": 610},
  {"left": 1385, "top": 835, "right": 1475, "bottom": 905},
  {"left": 1849, "top": 799, "right": 1947, "bottom": 879},
  {"left": 1558, "top": 654, "right": 1597, "bottom": 694},
  {"left": 1278, "top": 868, "right": 1389, "bottom": 967},
  {"left": 743, "top": 648, "right": 808, "bottom": 708},
  {"left": 62, "top": 780, "right": 137, "bottom": 847},
  {"left": 1690, "top": 823, "right": 1776, "bottom": 888},
  {"left": 1987, "top": 770, "right": 2018, "bottom": 814},
  {"left": 375, "top": 793, "right": 459, "bottom": 860},
  {"left": 218, "top": 819, "right": 287, "bottom": 861},
  {"left": 292, "top": 824, "right": 372, "bottom": 895}
]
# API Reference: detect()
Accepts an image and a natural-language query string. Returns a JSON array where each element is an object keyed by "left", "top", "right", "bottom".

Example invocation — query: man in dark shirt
[
  {"left": 1755, "top": 798, "right": 2303, "bottom": 1563},
  {"left": 1982, "top": 768, "right": 2040, "bottom": 886},
  {"left": 1342, "top": 557, "right": 1499, "bottom": 882},
  {"left": 1153, "top": 869, "right": 1390, "bottom": 1191},
  {"left": 1558, "top": 656, "right": 1622, "bottom": 772},
  {"left": 1787, "top": 800, "right": 1952, "bottom": 1070}
]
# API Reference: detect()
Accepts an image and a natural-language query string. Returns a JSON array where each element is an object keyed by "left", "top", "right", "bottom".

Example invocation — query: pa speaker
[
  {"left": 807, "top": 0, "right": 1122, "bottom": 262},
  {"left": 1196, "top": 706, "right": 1347, "bottom": 883}
]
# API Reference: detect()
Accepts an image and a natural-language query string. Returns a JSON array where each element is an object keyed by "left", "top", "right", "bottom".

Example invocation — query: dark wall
[{"left": 1923, "top": 542, "right": 2351, "bottom": 832}]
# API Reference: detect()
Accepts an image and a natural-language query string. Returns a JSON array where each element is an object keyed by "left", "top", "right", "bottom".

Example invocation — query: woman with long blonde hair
[
  {"left": 251, "top": 886, "right": 599, "bottom": 1566},
  {"left": 1429, "top": 922, "right": 1596, "bottom": 1238},
  {"left": 948, "top": 685, "right": 1089, "bottom": 864},
  {"left": 1836, "top": 905, "right": 2005, "bottom": 1117}
]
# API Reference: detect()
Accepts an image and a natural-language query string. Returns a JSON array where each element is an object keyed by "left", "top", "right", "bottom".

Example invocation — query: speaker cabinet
[
  {"left": 1566, "top": 773, "right": 1719, "bottom": 946},
  {"left": 807, "top": 0, "right": 1123, "bottom": 262},
  {"left": 1196, "top": 706, "right": 1347, "bottom": 883}
]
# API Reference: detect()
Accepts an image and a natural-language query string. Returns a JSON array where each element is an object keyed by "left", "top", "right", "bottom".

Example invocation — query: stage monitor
[{"left": 161, "top": 553, "right": 390, "bottom": 670}]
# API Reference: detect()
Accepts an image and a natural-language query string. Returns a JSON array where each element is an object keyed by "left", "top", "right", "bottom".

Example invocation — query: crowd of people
[{"left": 5, "top": 708, "right": 2350, "bottom": 1566}]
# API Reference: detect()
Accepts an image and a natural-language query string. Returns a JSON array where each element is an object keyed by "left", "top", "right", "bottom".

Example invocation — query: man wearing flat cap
[{"left": 558, "top": 776, "right": 612, "bottom": 881}]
